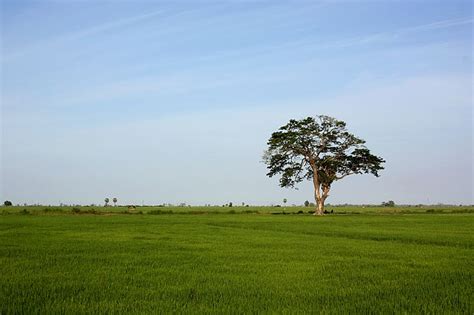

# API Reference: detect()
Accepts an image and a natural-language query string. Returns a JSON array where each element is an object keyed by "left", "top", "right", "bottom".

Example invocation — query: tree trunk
[
  {"left": 314, "top": 185, "right": 330, "bottom": 216},
  {"left": 310, "top": 162, "right": 324, "bottom": 216},
  {"left": 316, "top": 200, "right": 324, "bottom": 215},
  {"left": 313, "top": 197, "right": 325, "bottom": 215},
  {"left": 313, "top": 189, "right": 325, "bottom": 216}
]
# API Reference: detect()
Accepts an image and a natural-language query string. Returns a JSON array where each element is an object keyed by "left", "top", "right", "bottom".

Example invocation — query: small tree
[
  {"left": 104, "top": 198, "right": 109, "bottom": 207},
  {"left": 264, "top": 116, "right": 384, "bottom": 215},
  {"left": 304, "top": 200, "right": 310, "bottom": 207},
  {"left": 3, "top": 200, "right": 12, "bottom": 206},
  {"left": 382, "top": 200, "right": 395, "bottom": 207},
  {"left": 113, "top": 198, "right": 117, "bottom": 207},
  {"left": 229, "top": 202, "right": 233, "bottom": 207}
]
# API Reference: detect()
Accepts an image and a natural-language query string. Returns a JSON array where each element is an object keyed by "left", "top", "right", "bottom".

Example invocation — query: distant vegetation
[
  {"left": 1, "top": 204, "right": 473, "bottom": 216},
  {"left": 382, "top": 200, "right": 396, "bottom": 207}
]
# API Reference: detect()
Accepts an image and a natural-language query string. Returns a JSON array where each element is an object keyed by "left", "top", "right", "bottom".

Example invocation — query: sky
[{"left": 1, "top": 0, "right": 472, "bottom": 206}]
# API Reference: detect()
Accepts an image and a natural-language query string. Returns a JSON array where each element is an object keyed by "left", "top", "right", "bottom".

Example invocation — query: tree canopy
[{"left": 264, "top": 115, "right": 385, "bottom": 215}]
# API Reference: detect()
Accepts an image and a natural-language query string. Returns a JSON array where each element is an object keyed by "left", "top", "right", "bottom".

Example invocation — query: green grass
[
  {"left": 2, "top": 204, "right": 474, "bottom": 215},
  {"left": 1, "top": 212, "right": 473, "bottom": 313}
]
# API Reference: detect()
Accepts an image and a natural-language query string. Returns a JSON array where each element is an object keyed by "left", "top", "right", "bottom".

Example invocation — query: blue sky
[{"left": 1, "top": 0, "right": 472, "bottom": 205}]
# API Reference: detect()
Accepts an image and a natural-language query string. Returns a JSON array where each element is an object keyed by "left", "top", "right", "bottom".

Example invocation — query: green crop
[{"left": 1, "top": 212, "right": 473, "bottom": 313}]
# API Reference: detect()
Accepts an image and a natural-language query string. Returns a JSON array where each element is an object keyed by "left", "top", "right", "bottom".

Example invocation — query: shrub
[
  {"left": 297, "top": 210, "right": 304, "bottom": 214},
  {"left": 20, "top": 209, "right": 30, "bottom": 215},
  {"left": 71, "top": 207, "right": 81, "bottom": 214},
  {"left": 4, "top": 200, "right": 13, "bottom": 206}
]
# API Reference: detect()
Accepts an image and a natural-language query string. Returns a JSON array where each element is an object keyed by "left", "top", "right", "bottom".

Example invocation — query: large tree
[{"left": 264, "top": 115, "right": 385, "bottom": 215}]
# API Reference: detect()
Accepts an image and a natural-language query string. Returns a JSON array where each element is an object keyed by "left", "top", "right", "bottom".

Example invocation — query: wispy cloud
[
  {"left": 146, "top": 16, "right": 473, "bottom": 67},
  {"left": 402, "top": 17, "right": 473, "bottom": 32},
  {"left": 309, "top": 17, "right": 473, "bottom": 50},
  {"left": 2, "top": 3, "right": 297, "bottom": 63},
  {"left": 65, "top": 10, "right": 166, "bottom": 40},
  {"left": 2, "top": 8, "right": 173, "bottom": 62}
]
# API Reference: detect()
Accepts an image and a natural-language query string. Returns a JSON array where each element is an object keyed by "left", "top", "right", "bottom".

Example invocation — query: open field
[
  {"left": 2, "top": 204, "right": 474, "bottom": 215},
  {"left": 1, "top": 211, "right": 473, "bottom": 313}
]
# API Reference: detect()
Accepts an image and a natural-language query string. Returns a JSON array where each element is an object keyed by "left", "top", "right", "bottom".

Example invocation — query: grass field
[
  {"left": 2, "top": 204, "right": 474, "bottom": 215},
  {"left": 1, "top": 209, "right": 473, "bottom": 313}
]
